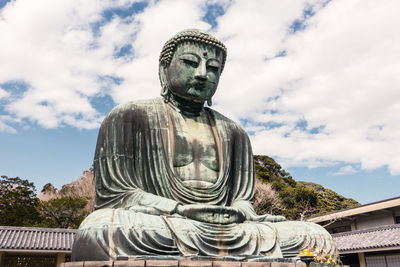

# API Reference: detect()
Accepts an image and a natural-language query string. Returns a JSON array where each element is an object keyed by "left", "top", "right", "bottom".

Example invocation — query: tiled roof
[
  {"left": 0, "top": 226, "right": 76, "bottom": 252},
  {"left": 2, "top": 224, "right": 400, "bottom": 254},
  {"left": 332, "top": 224, "right": 400, "bottom": 253}
]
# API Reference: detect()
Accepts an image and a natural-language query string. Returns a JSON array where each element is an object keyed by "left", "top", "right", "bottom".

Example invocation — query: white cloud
[
  {"left": 0, "top": 0, "right": 211, "bottom": 129},
  {"left": 110, "top": 0, "right": 211, "bottom": 103},
  {"left": 0, "top": 88, "right": 10, "bottom": 99},
  {"left": 333, "top": 165, "right": 357, "bottom": 176},
  {"left": 0, "top": 0, "right": 123, "bottom": 129},
  {"left": 212, "top": 0, "right": 400, "bottom": 175},
  {"left": 1, "top": 0, "right": 399, "bottom": 176},
  {"left": 0, "top": 115, "right": 16, "bottom": 133}
]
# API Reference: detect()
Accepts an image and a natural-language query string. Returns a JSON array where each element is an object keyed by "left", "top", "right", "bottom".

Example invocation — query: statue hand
[
  {"left": 127, "top": 205, "right": 164, "bottom": 215},
  {"left": 260, "top": 214, "right": 287, "bottom": 223},
  {"left": 176, "top": 204, "right": 245, "bottom": 224}
]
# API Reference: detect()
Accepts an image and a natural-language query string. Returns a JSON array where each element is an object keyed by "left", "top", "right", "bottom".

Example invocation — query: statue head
[{"left": 159, "top": 29, "right": 227, "bottom": 106}]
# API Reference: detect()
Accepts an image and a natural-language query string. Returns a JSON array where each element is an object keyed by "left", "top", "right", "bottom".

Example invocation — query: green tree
[
  {"left": 254, "top": 155, "right": 295, "bottom": 185},
  {"left": 253, "top": 155, "right": 360, "bottom": 220},
  {"left": 38, "top": 194, "right": 88, "bottom": 229},
  {"left": 38, "top": 171, "right": 95, "bottom": 229},
  {"left": 298, "top": 181, "right": 359, "bottom": 215},
  {"left": 0, "top": 176, "right": 41, "bottom": 226}
]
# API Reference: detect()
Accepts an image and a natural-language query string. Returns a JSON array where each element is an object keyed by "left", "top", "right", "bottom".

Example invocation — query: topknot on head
[{"left": 159, "top": 29, "right": 227, "bottom": 73}]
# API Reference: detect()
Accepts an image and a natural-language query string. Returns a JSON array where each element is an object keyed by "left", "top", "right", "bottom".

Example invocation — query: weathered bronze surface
[{"left": 71, "top": 29, "right": 335, "bottom": 262}]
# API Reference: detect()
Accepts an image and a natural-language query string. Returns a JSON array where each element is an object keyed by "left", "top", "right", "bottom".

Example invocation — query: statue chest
[{"left": 170, "top": 111, "right": 220, "bottom": 187}]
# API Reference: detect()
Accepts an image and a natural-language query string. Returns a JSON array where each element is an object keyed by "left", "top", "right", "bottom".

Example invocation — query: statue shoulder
[
  {"left": 206, "top": 108, "right": 248, "bottom": 136},
  {"left": 102, "top": 98, "right": 162, "bottom": 124}
]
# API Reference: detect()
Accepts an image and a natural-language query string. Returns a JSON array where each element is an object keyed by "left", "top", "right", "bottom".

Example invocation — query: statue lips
[
  {"left": 193, "top": 82, "right": 206, "bottom": 90},
  {"left": 185, "top": 80, "right": 216, "bottom": 99},
  {"left": 191, "top": 80, "right": 216, "bottom": 90},
  {"left": 186, "top": 87, "right": 203, "bottom": 98}
]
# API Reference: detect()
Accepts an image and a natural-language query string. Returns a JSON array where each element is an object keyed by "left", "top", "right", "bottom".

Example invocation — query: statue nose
[{"left": 195, "top": 62, "right": 207, "bottom": 81}]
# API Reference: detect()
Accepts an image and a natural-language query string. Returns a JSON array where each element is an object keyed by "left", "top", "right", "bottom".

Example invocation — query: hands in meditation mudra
[{"left": 72, "top": 29, "right": 335, "bottom": 262}]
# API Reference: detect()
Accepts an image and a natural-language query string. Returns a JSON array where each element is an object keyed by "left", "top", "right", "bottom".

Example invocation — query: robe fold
[{"left": 71, "top": 98, "right": 335, "bottom": 261}]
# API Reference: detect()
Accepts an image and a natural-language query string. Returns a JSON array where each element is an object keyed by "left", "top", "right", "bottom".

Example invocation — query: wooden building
[
  {"left": 0, "top": 226, "right": 75, "bottom": 267},
  {"left": 308, "top": 196, "right": 400, "bottom": 267}
]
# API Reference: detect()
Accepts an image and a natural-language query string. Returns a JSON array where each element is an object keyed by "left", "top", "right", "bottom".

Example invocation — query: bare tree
[
  {"left": 298, "top": 201, "right": 316, "bottom": 221},
  {"left": 65, "top": 170, "right": 95, "bottom": 212},
  {"left": 39, "top": 170, "right": 95, "bottom": 213},
  {"left": 254, "top": 179, "right": 284, "bottom": 215}
]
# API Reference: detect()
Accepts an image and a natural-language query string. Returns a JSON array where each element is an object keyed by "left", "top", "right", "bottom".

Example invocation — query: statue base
[{"left": 61, "top": 260, "right": 305, "bottom": 267}]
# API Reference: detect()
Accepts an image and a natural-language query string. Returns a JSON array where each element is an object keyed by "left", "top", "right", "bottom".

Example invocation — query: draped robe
[{"left": 71, "top": 98, "right": 335, "bottom": 261}]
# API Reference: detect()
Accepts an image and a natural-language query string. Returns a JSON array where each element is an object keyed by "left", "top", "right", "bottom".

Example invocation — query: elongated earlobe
[
  {"left": 159, "top": 65, "right": 170, "bottom": 101},
  {"left": 161, "top": 84, "right": 168, "bottom": 97},
  {"left": 207, "top": 98, "right": 212, "bottom": 106}
]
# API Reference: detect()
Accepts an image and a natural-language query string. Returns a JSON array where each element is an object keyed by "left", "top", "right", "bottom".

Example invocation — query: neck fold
[{"left": 167, "top": 93, "right": 204, "bottom": 116}]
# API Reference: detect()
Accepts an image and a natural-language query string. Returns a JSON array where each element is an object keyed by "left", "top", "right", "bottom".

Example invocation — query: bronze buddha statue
[{"left": 71, "top": 29, "right": 335, "bottom": 262}]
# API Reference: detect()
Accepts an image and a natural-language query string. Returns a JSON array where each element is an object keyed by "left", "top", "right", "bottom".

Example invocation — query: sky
[{"left": 0, "top": 0, "right": 399, "bottom": 205}]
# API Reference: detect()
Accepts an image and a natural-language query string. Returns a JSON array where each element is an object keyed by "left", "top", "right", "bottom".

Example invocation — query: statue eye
[
  {"left": 181, "top": 59, "right": 198, "bottom": 67},
  {"left": 207, "top": 65, "right": 219, "bottom": 72},
  {"left": 207, "top": 60, "right": 220, "bottom": 72},
  {"left": 179, "top": 55, "right": 199, "bottom": 67}
]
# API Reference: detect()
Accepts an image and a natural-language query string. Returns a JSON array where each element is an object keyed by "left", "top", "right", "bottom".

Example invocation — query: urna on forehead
[{"left": 159, "top": 29, "right": 227, "bottom": 72}]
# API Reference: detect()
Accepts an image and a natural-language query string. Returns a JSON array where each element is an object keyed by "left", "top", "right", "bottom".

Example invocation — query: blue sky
[{"left": 1, "top": 0, "right": 399, "bottom": 204}]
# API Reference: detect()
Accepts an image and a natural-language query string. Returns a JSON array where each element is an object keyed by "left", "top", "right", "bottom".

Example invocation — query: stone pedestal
[{"left": 61, "top": 260, "right": 305, "bottom": 267}]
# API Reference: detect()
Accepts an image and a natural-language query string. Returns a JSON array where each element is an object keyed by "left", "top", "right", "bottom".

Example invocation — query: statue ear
[{"left": 159, "top": 64, "right": 169, "bottom": 97}]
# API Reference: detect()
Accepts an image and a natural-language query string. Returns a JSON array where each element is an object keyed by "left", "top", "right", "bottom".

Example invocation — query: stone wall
[{"left": 62, "top": 260, "right": 306, "bottom": 267}]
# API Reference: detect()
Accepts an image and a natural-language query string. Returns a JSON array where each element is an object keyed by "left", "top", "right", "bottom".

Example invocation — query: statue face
[{"left": 165, "top": 42, "right": 223, "bottom": 103}]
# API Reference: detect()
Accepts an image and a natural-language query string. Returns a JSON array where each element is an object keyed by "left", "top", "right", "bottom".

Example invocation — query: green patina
[{"left": 71, "top": 29, "right": 336, "bottom": 262}]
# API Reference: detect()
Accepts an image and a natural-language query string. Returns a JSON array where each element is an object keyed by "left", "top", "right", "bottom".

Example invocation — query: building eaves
[
  {"left": 308, "top": 196, "right": 400, "bottom": 223},
  {"left": 0, "top": 226, "right": 76, "bottom": 252}
]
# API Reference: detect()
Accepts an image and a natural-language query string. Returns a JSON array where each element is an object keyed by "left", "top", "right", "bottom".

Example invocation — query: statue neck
[{"left": 168, "top": 93, "right": 204, "bottom": 117}]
